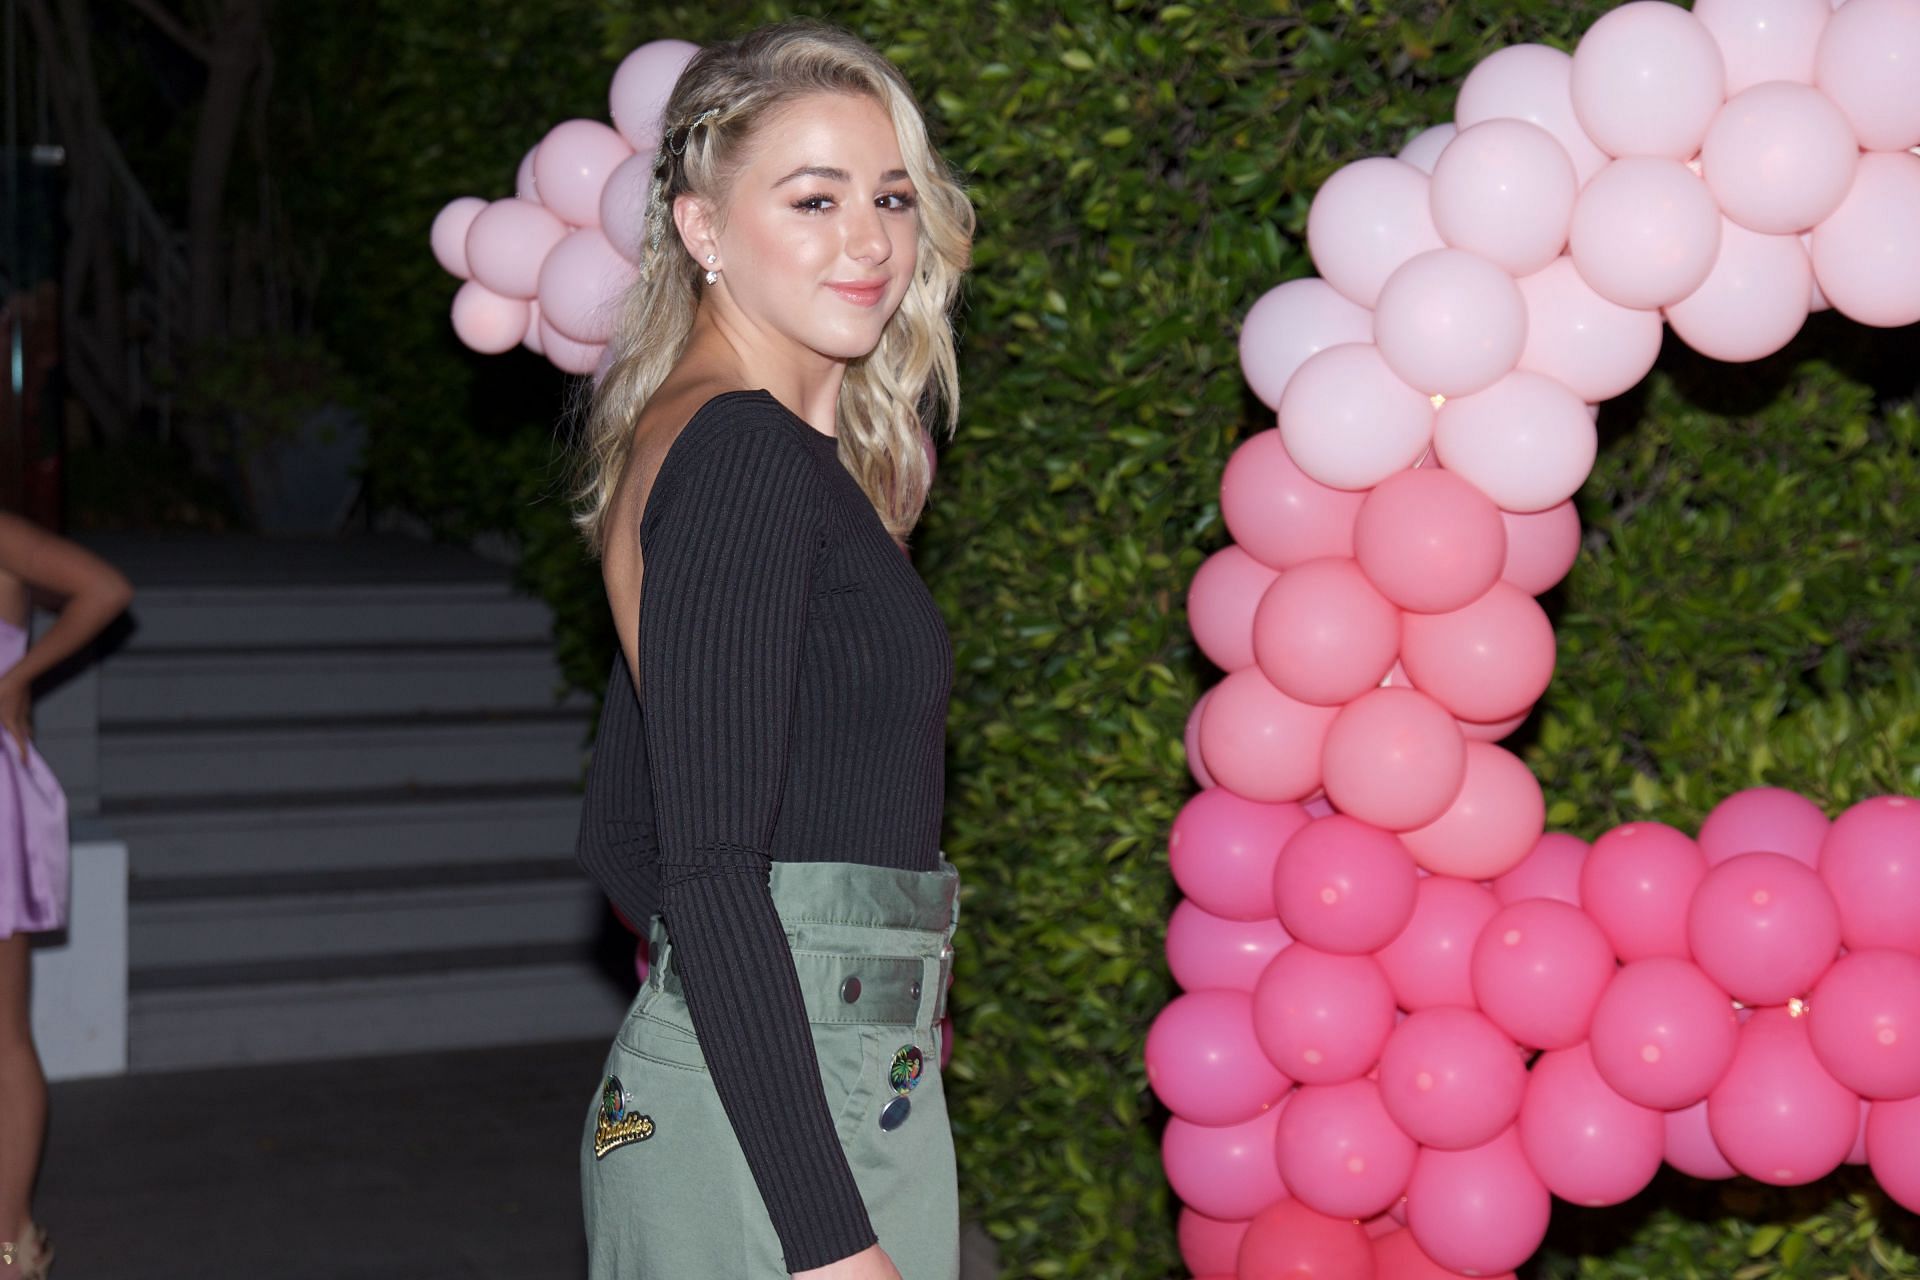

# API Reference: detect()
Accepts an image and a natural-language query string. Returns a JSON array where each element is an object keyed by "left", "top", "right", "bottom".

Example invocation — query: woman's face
[{"left": 696, "top": 91, "right": 921, "bottom": 364}]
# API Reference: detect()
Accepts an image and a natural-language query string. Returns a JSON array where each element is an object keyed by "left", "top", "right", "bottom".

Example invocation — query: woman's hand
[
  {"left": 792, "top": 1243, "right": 903, "bottom": 1280},
  {"left": 0, "top": 672, "right": 31, "bottom": 765}
]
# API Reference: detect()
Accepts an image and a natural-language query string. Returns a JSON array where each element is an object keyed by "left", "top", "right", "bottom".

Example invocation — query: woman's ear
[{"left": 671, "top": 192, "right": 718, "bottom": 268}]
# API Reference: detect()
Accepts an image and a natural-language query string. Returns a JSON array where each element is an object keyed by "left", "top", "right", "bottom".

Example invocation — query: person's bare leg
[{"left": 0, "top": 933, "right": 46, "bottom": 1248}]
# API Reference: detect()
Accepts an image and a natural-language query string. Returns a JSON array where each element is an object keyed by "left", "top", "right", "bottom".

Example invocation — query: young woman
[
  {"left": 569, "top": 18, "right": 975, "bottom": 1280},
  {"left": 0, "top": 510, "right": 133, "bottom": 1279}
]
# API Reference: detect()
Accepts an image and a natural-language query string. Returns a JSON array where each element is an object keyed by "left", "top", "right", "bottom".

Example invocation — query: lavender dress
[{"left": 0, "top": 617, "right": 68, "bottom": 938}]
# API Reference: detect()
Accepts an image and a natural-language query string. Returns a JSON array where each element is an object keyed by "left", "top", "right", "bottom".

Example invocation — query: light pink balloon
[
  {"left": 1808, "top": 151, "right": 1920, "bottom": 329},
  {"left": 1167, "top": 898, "right": 1295, "bottom": 993},
  {"left": 1520, "top": 1041, "right": 1665, "bottom": 1207},
  {"left": 1404, "top": 1127, "right": 1551, "bottom": 1276},
  {"left": 1498, "top": 499, "right": 1582, "bottom": 596},
  {"left": 1804, "top": 232, "right": 1833, "bottom": 313},
  {"left": 1306, "top": 157, "right": 1446, "bottom": 308},
  {"left": 1708, "top": 1007, "right": 1859, "bottom": 1185},
  {"left": 534, "top": 119, "right": 634, "bottom": 228},
  {"left": 449, "top": 280, "right": 531, "bottom": 355},
  {"left": 1432, "top": 371, "right": 1597, "bottom": 513},
  {"left": 1279, "top": 344, "right": 1435, "bottom": 491},
  {"left": 1665, "top": 1098, "right": 1738, "bottom": 1179},
  {"left": 1701, "top": 83, "right": 1859, "bottom": 235},
  {"left": 1185, "top": 692, "right": 1217, "bottom": 789},
  {"left": 1515, "top": 257, "right": 1664, "bottom": 402},
  {"left": 1372, "top": 249, "right": 1528, "bottom": 399},
  {"left": 1162, "top": 1099, "right": 1291, "bottom": 1221},
  {"left": 1189, "top": 545, "right": 1280, "bottom": 673},
  {"left": 1457, "top": 710, "right": 1532, "bottom": 744},
  {"left": 1590, "top": 957, "right": 1741, "bottom": 1109},
  {"left": 430, "top": 197, "right": 487, "bottom": 279},
  {"left": 1276, "top": 1079, "right": 1418, "bottom": 1219},
  {"left": 609, "top": 39, "right": 701, "bottom": 151},
  {"left": 1814, "top": 0, "right": 1920, "bottom": 151},
  {"left": 599, "top": 149, "right": 658, "bottom": 265},
  {"left": 1471, "top": 898, "right": 1617, "bottom": 1049},
  {"left": 1571, "top": 1, "right": 1729, "bottom": 160},
  {"left": 1398, "top": 583, "right": 1555, "bottom": 724},
  {"left": 1808, "top": 948, "right": 1920, "bottom": 1099},
  {"left": 1321, "top": 688, "right": 1467, "bottom": 832},
  {"left": 1430, "top": 119, "right": 1579, "bottom": 277},
  {"left": 1220, "top": 429, "right": 1368, "bottom": 570},
  {"left": 1198, "top": 668, "right": 1341, "bottom": 804},
  {"left": 1456, "top": 44, "right": 1610, "bottom": 185},
  {"left": 538, "top": 227, "right": 638, "bottom": 346},
  {"left": 1377, "top": 876, "right": 1501, "bottom": 1011},
  {"left": 1169, "top": 786, "right": 1312, "bottom": 922},
  {"left": 538, "top": 319, "right": 604, "bottom": 376},
  {"left": 1689, "top": 852, "right": 1842, "bottom": 1004},
  {"left": 515, "top": 145, "right": 541, "bottom": 203},
  {"left": 1147, "top": 989, "right": 1294, "bottom": 1126},
  {"left": 1398, "top": 742, "right": 1547, "bottom": 881},
  {"left": 1664, "top": 219, "right": 1813, "bottom": 363},
  {"left": 1377, "top": 1006, "right": 1526, "bottom": 1151},
  {"left": 1179, "top": 1208, "right": 1251, "bottom": 1275},
  {"left": 465, "top": 198, "right": 570, "bottom": 300},
  {"left": 1581, "top": 821, "right": 1708, "bottom": 962},
  {"left": 1353, "top": 468, "right": 1506, "bottom": 614},
  {"left": 1493, "top": 831, "right": 1587, "bottom": 907},
  {"left": 1396, "top": 123, "right": 1456, "bottom": 174},
  {"left": 1239, "top": 279, "right": 1377, "bottom": 411},
  {"left": 1818, "top": 795, "right": 1920, "bottom": 952},
  {"left": 1867, "top": 1095, "right": 1920, "bottom": 1214},
  {"left": 1694, "top": 0, "right": 1832, "bottom": 93},
  {"left": 1272, "top": 815, "right": 1420, "bottom": 954},
  {"left": 1570, "top": 157, "right": 1723, "bottom": 310},
  {"left": 1699, "top": 786, "right": 1829, "bottom": 868},
  {"left": 1252, "top": 945, "right": 1398, "bottom": 1085},
  {"left": 1253, "top": 559, "right": 1402, "bottom": 706}
]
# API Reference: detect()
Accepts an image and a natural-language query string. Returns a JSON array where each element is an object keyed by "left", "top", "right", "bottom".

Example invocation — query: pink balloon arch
[{"left": 1160, "top": 1, "right": 1920, "bottom": 1276}]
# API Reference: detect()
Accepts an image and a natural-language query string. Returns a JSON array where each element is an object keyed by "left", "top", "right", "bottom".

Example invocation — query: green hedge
[{"left": 273, "top": 1, "right": 1920, "bottom": 1275}]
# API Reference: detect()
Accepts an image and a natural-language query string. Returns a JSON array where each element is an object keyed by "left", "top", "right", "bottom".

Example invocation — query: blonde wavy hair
[{"left": 572, "top": 18, "right": 976, "bottom": 556}]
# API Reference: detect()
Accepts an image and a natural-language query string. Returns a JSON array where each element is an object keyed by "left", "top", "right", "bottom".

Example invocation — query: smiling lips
[{"left": 826, "top": 279, "right": 888, "bottom": 306}]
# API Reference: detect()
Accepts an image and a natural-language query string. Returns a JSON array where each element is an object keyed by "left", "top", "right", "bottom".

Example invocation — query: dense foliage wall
[{"left": 276, "top": 2, "right": 1920, "bottom": 1274}]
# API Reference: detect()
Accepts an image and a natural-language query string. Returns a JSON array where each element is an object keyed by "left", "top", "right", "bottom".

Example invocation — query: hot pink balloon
[
  {"left": 1185, "top": 692, "right": 1217, "bottom": 789},
  {"left": 1147, "top": 989, "right": 1294, "bottom": 1126},
  {"left": 1399, "top": 742, "right": 1546, "bottom": 881},
  {"left": 1277, "top": 1079, "right": 1418, "bottom": 1219},
  {"left": 1372, "top": 249, "right": 1528, "bottom": 399},
  {"left": 1373, "top": 1228, "right": 1515, "bottom": 1280},
  {"left": 1430, "top": 119, "right": 1579, "bottom": 277},
  {"left": 1570, "top": 157, "right": 1723, "bottom": 310},
  {"left": 1694, "top": 0, "right": 1831, "bottom": 93},
  {"left": 599, "top": 149, "right": 658, "bottom": 265},
  {"left": 1665, "top": 220, "right": 1814, "bottom": 364},
  {"left": 1239, "top": 279, "right": 1377, "bottom": 411},
  {"left": 1188, "top": 545, "right": 1280, "bottom": 673},
  {"left": 1179, "top": 1208, "right": 1251, "bottom": 1276},
  {"left": 1399, "top": 584, "right": 1555, "bottom": 725},
  {"left": 1456, "top": 44, "right": 1610, "bottom": 185},
  {"left": 1236, "top": 1199, "right": 1376, "bottom": 1280},
  {"left": 1665, "top": 1099, "right": 1738, "bottom": 1180},
  {"left": 1590, "top": 957, "right": 1741, "bottom": 1109},
  {"left": 1848, "top": 1095, "right": 1870, "bottom": 1166},
  {"left": 1167, "top": 898, "right": 1295, "bottom": 993},
  {"left": 1169, "top": 787, "right": 1311, "bottom": 922},
  {"left": 431, "top": 197, "right": 487, "bottom": 279},
  {"left": 1220, "top": 429, "right": 1368, "bottom": 570},
  {"left": 1515, "top": 257, "right": 1664, "bottom": 403},
  {"left": 1432, "top": 370, "right": 1597, "bottom": 513},
  {"left": 1493, "top": 831, "right": 1587, "bottom": 908},
  {"left": 1571, "top": 1, "right": 1729, "bottom": 160},
  {"left": 1251, "top": 945, "right": 1397, "bottom": 1085},
  {"left": 465, "top": 198, "right": 569, "bottom": 300},
  {"left": 1404, "top": 1127, "right": 1551, "bottom": 1276},
  {"left": 1701, "top": 83, "right": 1859, "bottom": 236},
  {"left": 1808, "top": 948, "right": 1920, "bottom": 1099},
  {"left": 534, "top": 119, "right": 634, "bottom": 228},
  {"left": 539, "top": 319, "right": 604, "bottom": 377},
  {"left": 1581, "top": 821, "right": 1707, "bottom": 963},
  {"left": 1520, "top": 1041, "right": 1665, "bottom": 1207},
  {"left": 1698, "top": 787, "right": 1829, "bottom": 868},
  {"left": 449, "top": 281, "right": 531, "bottom": 356},
  {"left": 1352, "top": 468, "right": 1506, "bottom": 614},
  {"left": 1819, "top": 795, "right": 1920, "bottom": 953},
  {"left": 1162, "top": 1098, "right": 1291, "bottom": 1221},
  {"left": 538, "top": 227, "right": 639, "bottom": 346},
  {"left": 1867, "top": 1095, "right": 1920, "bottom": 1215},
  {"left": 1471, "top": 898, "right": 1617, "bottom": 1049},
  {"left": 1377, "top": 1006, "right": 1526, "bottom": 1151},
  {"left": 1377, "top": 876, "right": 1501, "bottom": 1011},
  {"left": 609, "top": 39, "right": 701, "bottom": 151},
  {"left": 1497, "top": 499, "right": 1581, "bottom": 597},
  {"left": 1321, "top": 688, "right": 1467, "bottom": 832},
  {"left": 1272, "top": 816, "right": 1420, "bottom": 954},
  {"left": 1808, "top": 152, "right": 1920, "bottom": 329},
  {"left": 1279, "top": 344, "right": 1436, "bottom": 492},
  {"left": 1197, "top": 668, "right": 1341, "bottom": 805},
  {"left": 1396, "top": 124, "right": 1456, "bottom": 175},
  {"left": 1253, "top": 559, "right": 1402, "bottom": 706},
  {"left": 1814, "top": 0, "right": 1920, "bottom": 151},
  {"left": 1306, "top": 157, "right": 1445, "bottom": 308},
  {"left": 1708, "top": 1007, "right": 1858, "bottom": 1186},
  {"left": 1688, "top": 852, "right": 1842, "bottom": 1005}
]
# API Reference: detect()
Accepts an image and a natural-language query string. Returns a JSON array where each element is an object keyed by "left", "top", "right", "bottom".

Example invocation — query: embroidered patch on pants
[{"left": 594, "top": 1074, "right": 655, "bottom": 1158}]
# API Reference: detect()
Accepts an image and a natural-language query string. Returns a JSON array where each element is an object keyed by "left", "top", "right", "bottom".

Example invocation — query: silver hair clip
[{"left": 665, "top": 106, "right": 722, "bottom": 156}]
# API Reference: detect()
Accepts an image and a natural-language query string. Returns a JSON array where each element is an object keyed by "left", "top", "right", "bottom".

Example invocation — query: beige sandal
[{"left": 0, "top": 1222, "right": 53, "bottom": 1279}]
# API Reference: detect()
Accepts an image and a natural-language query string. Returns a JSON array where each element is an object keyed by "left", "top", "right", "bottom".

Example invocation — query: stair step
[{"left": 121, "top": 582, "right": 554, "bottom": 652}]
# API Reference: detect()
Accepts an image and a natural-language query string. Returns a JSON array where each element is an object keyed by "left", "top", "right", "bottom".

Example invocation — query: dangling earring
[{"left": 704, "top": 252, "right": 719, "bottom": 286}]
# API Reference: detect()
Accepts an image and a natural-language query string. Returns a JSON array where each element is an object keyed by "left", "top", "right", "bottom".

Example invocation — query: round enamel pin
[{"left": 888, "top": 1044, "right": 925, "bottom": 1095}]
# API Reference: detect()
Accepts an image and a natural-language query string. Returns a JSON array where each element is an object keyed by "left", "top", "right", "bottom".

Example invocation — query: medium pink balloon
[
  {"left": 1396, "top": 124, "right": 1456, "bottom": 175},
  {"left": 1708, "top": 1007, "right": 1858, "bottom": 1185},
  {"left": 1455, "top": 44, "right": 1610, "bottom": 185},
  {"left": 515, "top": 145, "right": 540, "bottom": 203},
  {"left": 1515, "top": 257, "right": 1664, "bottom": 403},
  {"left": 1185, "top": 693, "right": 1217, "bottom": 789},
  {"left": 1168, "top": 898, "right": 1295, "bottom": 992},
  {"left": 1498, "top": 500, "right": 1582, "bottom": 597},
  {"left": 1398, "top": 742, "right": 1546, "bottom": 881},
  {"left": 1306, "top": 157, "right": 1445, "bottom": 308},
  {"left": 534, "top": 119, "right": 634, "bottom": 227},
  {"left": 1818, "top": 795, "right": 1920, "bottom": 953},
  {"left": 1698, "top": 787, "right": 1828, "bottom": 868},
  {"left": 1220, "top": 429, "right": 1368, "bottom": 570},
  {"left": 431, "top": 197, "right": 486, "bottom": 279},
  {"left": 608, "top": 39, "right": 701, "bottom": 151},
  {"left": 1240, "top": 279, "right": 1377, "bottom": 411},
  {"left": 1147, "top": 989, "right": 1294, "bottom": 1126},
  {"left": 1848, "top": 1095, "right": 1870, "bottom": 1166},
  {"left": 1430, "top": 119, "right": 1579, "bottom": 277},
  {"left": 599, "top": 149, "right": 657, "bottom": 264},
  {"left": 1353, "top": 469, "right": 1506, "bottom": 615},
  {"left": 1377, "top": 1006, "right": 1526, "bottom": 1151},
  {"left": 1570, "top": 158, "right": 1723, "bottom": 310},
  {"left": 1694, "top": 0, "right": 1831, "bottom": 93},
  {"left": 1867, "top": 1095, "right": 1920, "bottom": 1214},
  {"left": 1277, "top": 1079, "right": 1418, "bottom": 1219},
  {"left": 1373, "top": 1227, "right": 1516, "bottom": 1280},
  {"left": 1571, "top": 2, "right": 1729, "bottom": 160},
  {"left": 1321, "top": 689, "right": 1467, "bottom": 832},
  {"left": 1701, "top": 83, "right": 1859, "bottom": 235},
  {"left": 1199, "top": 669, "right": 1341, "bottom": 805},
  {"left": 1471, "top": 898, "right": 1616, "bottom": 1049},
  {"left": 1404, "top": 1127, "right": 1551, "bottom": 1276},
  {"left": 1808, "top": 948, "right": 1920, "bottom": 1099},
  {"left": 1399, "top": 584, "right": 1555, "bottom": 724},
  {"left": 1432, "top": 371, "right": 1597, "bottom": 513},
  {"left": 1590, "top": 957, "right": 1741, "bottom": 1109},
  {"left": 1272, "top": 816, "right": 1420, "bottom": 954},
  {"left": 1377, "top": 876, "right": 1501, "bottom": 1011},
  {"left": 1163, "top": 1099, "right": 1291, "bottom": 1221},
  {"left": 538, "top": 227, "right": 638, "bottom": 345},
  {"left": 1372, "top": 249, "right": 1528, "bottom": 399},
  {"left": 1179, "top": 1208, "right": 1251, "bottom": 1276},
  {"left": 1493, "top": 831, "right": 1587, "bottom": 908},
  {"left": 1665, "top": 220, "right": 1813, "bottom": 363},
  {"left": 1252, "top": 945, "right": 1397, "bottom": 1085},
  {"left": 1279, "top": 344, "right": 1435, "bottom": 492},
  {"left": 1253, "top": 560, "right": 1402, "bottom": 706},
  {"left": 1814, "top": 0, "right": 1920, "bottom": 151},
  {"left": 1189, "top": 545, "right": 1280, "bottom": 673},
  {"left": 1237, "top": 1198, "right": 1377, "bottom": 1280},
  {"left": 449, "top": 281, "right": 530, "bottom": 355},
  {"left": 1519, "top": 1042, "right": 1665, "bottom": 1207},
  {"left": 1808, "top": 152, "right": 1920, "bottom": 329},
  {"left": 1688, "top": 852, "right": 1842, "bottom": 1004},
  {"left": 465, "top": 198, "right": 569, "bottom": 300},
  {"left": 1581, "top": 821, "right": 1708, "bottom": 963},
  {"left": 538, "top": 318, "right": 603, "bottom": 376},
  {"left": 1169, "top": 786, "right": 1311, "bottom": 922},
  {"left": 1664, "top": 1099, "right": 1737, "bottom": 1180}
]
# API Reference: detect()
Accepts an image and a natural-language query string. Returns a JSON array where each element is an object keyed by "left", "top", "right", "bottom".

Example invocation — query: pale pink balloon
[
  {"left": 1185, "top": 692, "right": 1217, "bottom": 788},
  {"left": 537, "top": 228, "right": 638, "bottom": 346},
  {"left": 1374, "top": 1227, "right": 1518, "bottom": 1280},
  {"left": 1353, "top": 469, "right": 1506, "bottom": 615},
  {"left": 534, "top": 119, "right": 634, "bottom": 228},
  {"left": 1276, "top": 1078, "right": 1418, "bottom": 1219},
  {"left": 1253, "top": 559, "right": 1402, "bottom": 706},
  {"left": 1169, "top": 786, "right": 1312, "bottom": 922},
  {"left": 1665, "top": 219, "right": 1813, "bottom": 362},
  {"left": 1701, "top": 83, "right": 1859, "bottom": 235},
  {"left": 1590, "top": 957, "right": 1741, "bottom": 1109},
  {"left": 1432, "top": 370, "right": 1597, "bottom": 514},
  {"left": 1239, "top": 279, "right": 1377, "bottom": 411},
  {"left": 1689, "top": 852, "right": 1842, "bottom": 1005},
  {"left": 1189, "top": 545, "right": 1280, "bottom": 673},
  {"left": 1252, "top": 945, "right": 1398, "bottom": 1085},
  {"left": 1471, "top": 898, "right": 1617, "bottom": 1049},
  {"left": 1493, "top": 831, "right": 1587, "bottom": 907},
  {"left": 1698, "top": 786, "right": 1829, "bottom": 868},
  {"left": 1279, "top": 344, "right": 1435, "bottom": 491},
  {"left": 515, "top": 145, "right": 541, "bottom": 203},
  {"left": 1430, "top": 119, "right": 1579, "bottom": 277},
  {"left": 1220, "top": 429, "right": 1368, "bottom": 570},
  {"left": 449, "top": 280, "right": 531, "bottom": 355},
  {"left": 1198, "top": 668, "right": 1342, "bottom": 805},
  {"left": 430, "top": 197, "right": 487, "bottom": 279},
  {"left": 1498, "top": 499, "right": 1582, "bottom": 596},
  {"left": 538, "top": 319, "right": 604, "bottom": 376},
  {"left": 590, "top": 335, "right": 615, "bottom": 391},
  {"left": 1180, "top": 1209, "right": 1250, "bottom": 1275},
  {"left": 1808, "top": 151, "right": 1920, "bottom": 329},
  {"left": 599, "top": 149, "right": 658, "bottom": 265},
  {"left": 1398, "top": 742, "right": 1546, "bottom": 881},
  {"left": 1455, "top": 44, "right": 1610, "bottom": 184},
  {"left": 1515, "top": 257, "right": 1664, "bottom": 402},
  {"left": 1665, "top": 1098, "right": 1738, "bottom": 1179},
  {"left": 1809, "top": 948, "right": 1920, "bottom": 1099},
  {"left": 1814, "top": 0, "right": 1920, "bottom": 151},
  {"left": 1272, "top": 815, "right": 1420, "bottom": 954},
  {"left": 1694, "top": 0, "right": 1832, "bottom": 93},
  {"left": 1570, "top": 158, "right": 1723, "bottom": 310},
  {"left": 1372, "top": 249, "right": 1528, "bottom": 399},
  {"left": 1520, "top": 1041, "right": 1665, "bottom": 1207},
  {"left": 1147, "top": 989, "right": 1294, "bottom": 1126},
  {"left": 1581, "top": 821, "right": 1708, "bottom": 962},
  {"left": 521, "top": 300, "right": 546, "bottom": 355},
  {"left": 1404, "top": 1127, "right": 1551, "bottom": 1276},
  {"left": 1162, "top": 1099, "right": 1291, "bottom": 1221},
  {"left": 1571, "top": 1, "right": 1729, "bottom": 160},
  {"left": 1377, "top": 876, "right": 1501, "bottom": 1011},
  {"left": 465, "top": 198, "right": 570, "bottom": 300},
  {"left": 1167, "top": 898, "right": 1295, "bottom": 993},
  {"left": 1396, "top": 123, "right": 1456, "bottom": 175},
  {"left": 1818, "top": 795, "right": 1920, "bottom": 952},
  {"left": 1306, "top": 157, "right": 1446, "bottom": 308},
  {"left": 1321, "top": 688, "right": 1467, "bottom": 832},
  {"left": 1377, "top": 1006, "right": 1526, "bottom": 1151},
  {"left": 1804, "top": 231, "right": 1832, "bottom": 312},
  {"left": 1236, "top": 1198, "right": 1376, "bottom": 1280},
  {"left": 608, "top": 39, "right": 701, "bottom": 151},
  {"left": 1867, "top": 1095, "right": 1920, "bottom": 1214},
  {"left": 1708, "top": 1007, "right": 1859, "bottom": 1185},
  {"left": 1398, "top": 584, "right": 1555, "bottom": 725}
]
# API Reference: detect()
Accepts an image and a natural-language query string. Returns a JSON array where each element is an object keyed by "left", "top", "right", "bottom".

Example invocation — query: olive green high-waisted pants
[{"left": 581, "top": 858, "right": 961, "bottom": 1278}]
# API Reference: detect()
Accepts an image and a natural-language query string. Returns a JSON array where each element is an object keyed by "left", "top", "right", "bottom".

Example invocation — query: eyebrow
[{"left": 771, "top": 164, "right": 912, "bottom": 188}]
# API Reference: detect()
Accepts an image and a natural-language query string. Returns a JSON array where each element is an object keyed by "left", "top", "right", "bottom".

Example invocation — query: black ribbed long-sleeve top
[{"left": 574, "top": 389, "right": 952, "bottom": 1271}]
